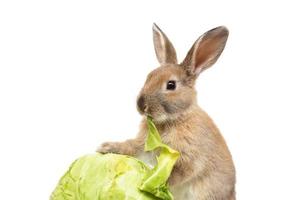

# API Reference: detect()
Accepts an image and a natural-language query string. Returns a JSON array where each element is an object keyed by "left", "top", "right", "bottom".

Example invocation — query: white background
[{"left": 1, "top": 0, "right": 299, "bottom": 199}]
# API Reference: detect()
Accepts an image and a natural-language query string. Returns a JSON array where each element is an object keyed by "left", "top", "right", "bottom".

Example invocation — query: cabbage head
[{"left": 50, "top": 117, "right": 179, "bottom": 200}]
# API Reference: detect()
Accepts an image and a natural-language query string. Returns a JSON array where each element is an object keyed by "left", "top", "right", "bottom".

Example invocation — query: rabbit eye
[{"left": 166, "top": 80, "right": 176, "bottom": 90}]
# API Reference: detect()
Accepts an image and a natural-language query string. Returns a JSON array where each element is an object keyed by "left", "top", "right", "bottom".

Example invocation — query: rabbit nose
[{"left": 137, "top": 96, "right": 147, "bottom": 112}]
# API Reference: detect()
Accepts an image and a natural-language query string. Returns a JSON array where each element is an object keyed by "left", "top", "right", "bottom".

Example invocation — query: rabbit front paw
[{"left": 97, "top": 142, "right": 122, "bottom": 154}]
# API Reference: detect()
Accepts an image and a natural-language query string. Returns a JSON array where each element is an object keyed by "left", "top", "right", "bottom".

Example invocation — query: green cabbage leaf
[{"left": 50, "top": 117, "right": 179, "bottom": 200}]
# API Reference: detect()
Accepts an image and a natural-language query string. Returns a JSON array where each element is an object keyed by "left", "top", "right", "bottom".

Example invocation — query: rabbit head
[{"left": 137, "top": 24, "right": 229, "bottom": 123}]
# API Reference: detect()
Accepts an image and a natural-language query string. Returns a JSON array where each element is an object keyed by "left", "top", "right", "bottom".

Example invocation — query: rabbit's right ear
[
  {"left": 181, "top": 26, "right": 229, "bottom": 78},
  {"left": 153, "top": 23, "right": 177, "bottom": 64}
]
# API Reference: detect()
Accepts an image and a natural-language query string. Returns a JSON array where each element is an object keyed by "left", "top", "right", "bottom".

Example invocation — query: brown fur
[{"left": 98, "top": 24, "right": 235, "bottom": 200}]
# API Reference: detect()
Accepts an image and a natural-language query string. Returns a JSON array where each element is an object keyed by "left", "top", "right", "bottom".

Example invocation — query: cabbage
[{"left": 50, "top": 117, "right": 179, "bottom": 200}]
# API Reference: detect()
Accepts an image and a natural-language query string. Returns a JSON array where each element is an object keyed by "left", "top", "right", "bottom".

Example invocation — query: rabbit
[{"left": 97, "top": 24, "right": 236, "bottom": 200}]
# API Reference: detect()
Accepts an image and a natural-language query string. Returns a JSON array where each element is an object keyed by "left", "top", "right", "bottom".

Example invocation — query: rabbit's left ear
[
  {"left": 153, "top": 23, "right": 177, "bottom": 64},
  {"left": 181, "top": 26, "right": 229, "bottom": 77}
]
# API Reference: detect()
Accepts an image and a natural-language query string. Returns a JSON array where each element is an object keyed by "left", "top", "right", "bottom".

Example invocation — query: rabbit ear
[
  {"left": 181, "top": 26, "right": 229, "bottom": 77},
  {"left": 153, "top": 23, "right": 177, "bottom": 64}
]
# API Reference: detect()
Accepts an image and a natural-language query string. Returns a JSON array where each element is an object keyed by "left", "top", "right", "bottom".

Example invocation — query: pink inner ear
[
  {"left": 193, "top": 30, "right": 228, "bottom": 74},
  {"left": 194, "top": 38, "right": 220, "bottom": 72}
]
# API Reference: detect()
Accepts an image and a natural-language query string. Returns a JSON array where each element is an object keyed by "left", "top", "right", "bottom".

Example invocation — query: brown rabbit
[{"left": 97, "top": 24, "right": 236, "bottom": 200}]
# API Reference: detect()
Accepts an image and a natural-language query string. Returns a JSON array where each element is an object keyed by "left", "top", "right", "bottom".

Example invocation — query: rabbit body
[{"left": 98, "top": 24, "right": 236, "bottom": 200}]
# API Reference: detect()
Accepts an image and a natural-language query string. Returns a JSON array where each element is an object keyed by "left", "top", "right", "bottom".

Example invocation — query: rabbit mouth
[
  {"left": 144, "top": 107, "right": 171, "bottom": 123},
  {"left": 140, "top": 108, "right": 156, "bottom": 118},
  {"left": 143, "top": 112, "right": 152, "bottom": 118},
  {"left": 138, "top": 105, "right": 165, "bottom": 121}
]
